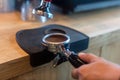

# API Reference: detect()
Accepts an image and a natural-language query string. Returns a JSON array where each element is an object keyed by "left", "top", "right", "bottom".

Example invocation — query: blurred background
[{"left": 0, "top": 0, "right": 120, "bottom": 21}]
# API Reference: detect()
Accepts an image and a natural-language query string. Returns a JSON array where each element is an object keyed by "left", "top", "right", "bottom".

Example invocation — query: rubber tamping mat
[{"left": 16, "top": 24, "right": 89, "bottom": 67}]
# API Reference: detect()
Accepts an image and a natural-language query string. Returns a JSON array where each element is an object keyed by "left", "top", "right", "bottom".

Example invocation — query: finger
[
  {"left": 71, "top": 69, "right": 79, "bottom": 79},
  {"left": 78, "top": 53, "right": 100, "bottom": 63}
]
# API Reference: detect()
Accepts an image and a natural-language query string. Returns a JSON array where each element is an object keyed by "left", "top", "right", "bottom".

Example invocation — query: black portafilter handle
[{"left": 68, "top": 53, "right": 88, "bottom": 68}]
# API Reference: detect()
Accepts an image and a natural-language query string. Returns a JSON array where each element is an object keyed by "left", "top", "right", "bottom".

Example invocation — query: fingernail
[{"left": 78, "top": 53, "right": 86, "bottom": 56}]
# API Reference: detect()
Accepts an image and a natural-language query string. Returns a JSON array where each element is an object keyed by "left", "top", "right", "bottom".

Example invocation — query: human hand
[{"left": 72, "top": 53, "right": 120, "bottom": 80}]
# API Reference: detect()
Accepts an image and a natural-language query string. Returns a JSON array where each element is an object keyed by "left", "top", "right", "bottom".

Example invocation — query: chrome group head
[{"left": 32, "top": 0, "right": 53, "bottom": 22}]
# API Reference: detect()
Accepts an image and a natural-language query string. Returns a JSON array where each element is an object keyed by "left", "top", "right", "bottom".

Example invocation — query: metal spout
[{"left": 32, "top": 0, "right": 53, "bottom": 22}]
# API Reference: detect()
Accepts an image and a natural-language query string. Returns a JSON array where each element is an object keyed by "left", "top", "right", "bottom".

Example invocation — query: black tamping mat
[{"left": 16, "top": 24, "right": 89, "bottom": 67}]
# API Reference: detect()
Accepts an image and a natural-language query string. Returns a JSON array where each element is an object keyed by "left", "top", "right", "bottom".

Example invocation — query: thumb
[{"left": 78, "top": 53, "right": 100, "bottom": 63}]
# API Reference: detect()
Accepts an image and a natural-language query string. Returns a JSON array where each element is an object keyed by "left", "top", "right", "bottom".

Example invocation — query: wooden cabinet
[{"left": 101, "top": 42, "right": 120, "bottom": 64}]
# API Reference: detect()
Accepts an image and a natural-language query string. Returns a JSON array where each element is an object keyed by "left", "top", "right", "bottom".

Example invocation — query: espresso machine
[
  {"left": 17, "top": 0, "right": 120, "bottom": 22},
  {"left": 32, "top": 0, "right": 120, "bottom": 22}
]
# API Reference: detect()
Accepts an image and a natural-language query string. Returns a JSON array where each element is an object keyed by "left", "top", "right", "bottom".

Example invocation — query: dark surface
[
  {"left": 16, "top": 24, "right": 89, "bottom": 67},
  {"left": 52, "top": 0, "right": 119, "bottom": 14}
]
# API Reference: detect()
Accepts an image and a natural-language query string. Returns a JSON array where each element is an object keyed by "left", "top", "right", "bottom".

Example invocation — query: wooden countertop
[{"left": 0, "top": 6, "right": 120, "bottom": 80}]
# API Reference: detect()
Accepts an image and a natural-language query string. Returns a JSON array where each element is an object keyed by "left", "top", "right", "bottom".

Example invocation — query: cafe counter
[{"left": 0, "top": 6, "right": 120, "bottom": 80}]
